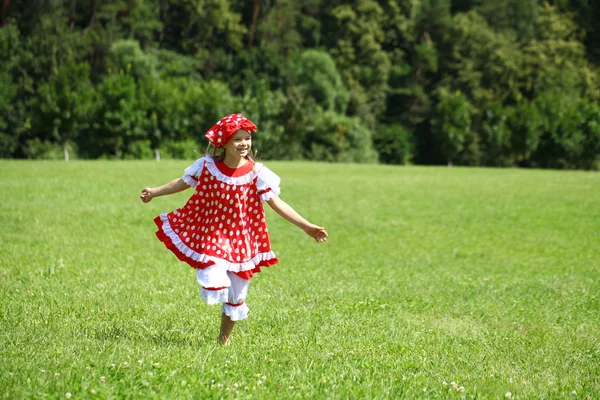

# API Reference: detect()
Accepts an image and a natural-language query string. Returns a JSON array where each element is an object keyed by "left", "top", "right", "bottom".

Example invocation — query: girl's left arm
[{"left": 266, "top": 196, "right": 328, "bottom": 243}]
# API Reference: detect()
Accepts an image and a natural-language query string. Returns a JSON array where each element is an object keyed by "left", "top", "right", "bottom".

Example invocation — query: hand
[
  {"left": 303, "top": 224, "right": 328, "bottom": 243},
  {"left": 140, "top": 187, "right": 154, "bottom": 203}
]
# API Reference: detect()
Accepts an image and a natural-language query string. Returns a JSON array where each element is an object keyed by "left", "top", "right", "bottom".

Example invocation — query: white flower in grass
[
  {"left": 110, "top": 364, "right": 116, "bottom": 368},
  {"left": 289, "top": 386, "right": 294, "bottom": 390},
  {"left": 138, "top": 360, "right": 143, "bottom": 366},
  {"left": 65, "top": 393, "right": 72, "bottom": 398},
  {"left": 100, "top": 376, "right": 105, "bottom": 383},
  {"left": 123, "top": 362, "right": 128, "bottom": 366},
  {"left": 571, "top": 391, "right": 577, "bottom": 396},
  {"left": 505, "top": 392, "right": 512, "bottom": 399},
  {"left": 442, "top": 381, "right": 448, "bottom": 387},
  {"left": 90, "top": 389, "right": 97, "bottom": 395}
]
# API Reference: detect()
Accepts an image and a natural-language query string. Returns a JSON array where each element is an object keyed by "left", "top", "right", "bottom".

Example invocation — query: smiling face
[{"left": 224, "top": 129, "right": 252, "bottom": 161}]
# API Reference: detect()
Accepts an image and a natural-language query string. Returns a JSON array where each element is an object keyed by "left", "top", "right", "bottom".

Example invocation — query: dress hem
[{"left": 154, "top": 216, "right": 278, "bottom": 279}]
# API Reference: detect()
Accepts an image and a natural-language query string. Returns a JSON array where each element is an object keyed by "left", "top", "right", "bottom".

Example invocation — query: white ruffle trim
[
  {"left": 182, "top": 157, "right": 258, "bottom": 187},
  {"left": 182, "top": 158, "right": 206, "bottom": 188},
  {"left": 182, "top": 158, "right": 282, "bottom": 192},
  {"left": 204, "top": 157, "right": 258, "bottom": 185},
  {"left": 200, "top": 287, "right": 229, "bottom": 305},
  {"left": 158, "top": 214, "right": 277, "bottom": 273},
  {"left": 260, "top": 187, "right": 281, "bottom": 202},
  {"left": 223, "top": 302, "right": 249, "bottom": 321},
  {"left": 256, "top": 163, "right": 281, "bottom": 202},
  {"left": 182, "top": 173, "right": 199, "bottom": 188}
]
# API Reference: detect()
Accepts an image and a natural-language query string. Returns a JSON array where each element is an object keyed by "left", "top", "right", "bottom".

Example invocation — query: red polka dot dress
[{"left": 154, "top": 156, "right": 280, "bottom": 320}]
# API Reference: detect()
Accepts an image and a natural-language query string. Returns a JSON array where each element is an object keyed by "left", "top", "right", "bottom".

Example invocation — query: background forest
[{"left": 1, "top": 0, "right": 599, "bottom": 169}]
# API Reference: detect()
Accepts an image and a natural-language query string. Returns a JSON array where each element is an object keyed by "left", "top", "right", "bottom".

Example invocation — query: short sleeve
[
  {"left": 182, "top": 157, "right": 206, "bottom": 188},
  {"left": 256, "top": 164, "right": 281, "bottom": 202}
]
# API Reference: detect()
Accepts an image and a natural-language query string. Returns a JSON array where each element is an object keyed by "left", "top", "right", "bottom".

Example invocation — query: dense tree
[
  {"left": 0, "top": 0, "right": 598, "bottom": 169},
  {"left": 34, "top": 63, "right": 95, "bottom": 161}
]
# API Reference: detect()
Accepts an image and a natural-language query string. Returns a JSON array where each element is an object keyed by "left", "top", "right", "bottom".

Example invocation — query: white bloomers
[{"left": 197, "top": 268, "right": 250, "bottom": 321}]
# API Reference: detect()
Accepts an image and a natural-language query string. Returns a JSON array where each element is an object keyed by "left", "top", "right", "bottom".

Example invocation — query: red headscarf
[{"left": 205, "top": 113, "right": 257, "bottom": 148}]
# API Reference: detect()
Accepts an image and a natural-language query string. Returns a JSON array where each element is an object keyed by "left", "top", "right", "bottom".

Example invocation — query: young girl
[{"left": 140, "top": 113, "right": 328, "bottom": 345}]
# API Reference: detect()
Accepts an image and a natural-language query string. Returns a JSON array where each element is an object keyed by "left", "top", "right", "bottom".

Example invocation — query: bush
[
  {"left": 302, "top": 111, "right": 378, "bottom": 163},
  {"left": 124, "top": 140, "right": 154, "bottom": 160},
  {"left": 373, "top": 124, "right": 414, "bottom": 165},
  {"left": 294, "top": 50, "right": 349, "bottom": 113},
  {"left": 530, "top": 93, "right": 600, "bottom": 169},
  {"left": 162, "top": 139, "right": 204, "bottom": 160},
  {"left": 431, "top": 88, "right": 472, "bottom": 165},
  {"left": 23, "top": 139, "right": 77, "bottom": 160}
]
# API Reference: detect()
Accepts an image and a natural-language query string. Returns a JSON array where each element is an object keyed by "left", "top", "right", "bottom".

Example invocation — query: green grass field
[{"left": 1, "top": 160, "right": 599, "bottom": 399}]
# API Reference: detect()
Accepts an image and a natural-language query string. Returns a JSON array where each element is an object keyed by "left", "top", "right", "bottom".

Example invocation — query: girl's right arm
[{"left": 140, "top": 178, "right": 190, "bottom": 203}]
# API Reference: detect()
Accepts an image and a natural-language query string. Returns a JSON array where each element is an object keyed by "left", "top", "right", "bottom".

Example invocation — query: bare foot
[
  {"left": 218, "top": 313, "right": 235, "bottom": 346},
  {"left": 218, "top": 335, "right": 231, "bottom": 346}
]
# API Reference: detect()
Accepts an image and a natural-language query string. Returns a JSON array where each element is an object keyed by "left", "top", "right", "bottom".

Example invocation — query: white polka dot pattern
[{"left": 169, "top": 161, "right": 274, "bottom": 265}]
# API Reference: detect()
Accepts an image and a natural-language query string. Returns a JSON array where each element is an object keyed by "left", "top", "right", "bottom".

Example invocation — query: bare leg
[{"left": 218, "top": 312, "right": 236, "bottom": 345}]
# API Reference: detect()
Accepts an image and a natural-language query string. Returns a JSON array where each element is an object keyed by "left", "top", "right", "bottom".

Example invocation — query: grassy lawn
[{"left": 1, "top": 160, "right": 599, "bottom": 399}]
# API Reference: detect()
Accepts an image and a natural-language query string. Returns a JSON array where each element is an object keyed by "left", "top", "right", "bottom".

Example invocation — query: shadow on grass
[{"left": 90, "top": 325, "right": 216, "bottom": 348}]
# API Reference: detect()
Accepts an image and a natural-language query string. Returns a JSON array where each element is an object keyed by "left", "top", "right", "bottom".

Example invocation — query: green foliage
[
  {"left": 22, "top": 138, "right": 78, "bottom": 160},
  {"left": 478, "top": 103, "right": 512, "bottom": 166},
  {"left": 505, "top": 101, "right": 544, "bottom": 164},
  {"left": 161, "top": 139, "right": 204, "bottom": 160},
  {"left": 529, "top": 92, "right": 600, "bottom": 169},
  {"left": 522, "top": 3, "right": 597, "bottom": 100},
  {"left": 372, "top": 124, "right": 414, "bottom": 165},
  {"left": 235, "top": 80, "right": 298, "bottom": 160},
  {"left": 34, "top": 63, "right": 95, "bottom": 160},
  {"left": 326, "top": 0, "right": 391, "bottom": 128},
  {"left": 0, "top": 69, "right": 18, "bottom": 157},
  {"left": 303, "top": 110, "right": 378, "bottom": 163},
  {"left": 432, "top": 88, "right": 472, "bottom": 165},
  {"left": 91, "top": 71, "right": 144, "bottom": 159},
  {"left": 154, "top": 49, "right": 202, "bottom": 79},
  {"left": 160, "top": 0, "right": 247, "bottom": 55},
  {"left": 1, "top": 0, "right": 599, "bottom": 169},
  {"left": 294, "top": 49, "right": 349, "bottom": 113},
  {"left": 124, "top": 139, "right": 154, "bottom": 160},
  {"left": 180, "top": 79, "right": 237, "bottom": 144},
  {"left": 119, "top": 0, "right": 163, "bottom": 47},
  {"left": 477, "top": 0, "right": 539, "bottom": 42},
  {"left": 137, "top": 76, "right": 186, "bottom": 155},
  {"left": 108, "top": 39, "right": 157, "bottom": 79}
]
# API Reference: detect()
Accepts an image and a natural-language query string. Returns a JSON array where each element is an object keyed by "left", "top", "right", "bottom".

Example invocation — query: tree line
[{"left": 1, "top": 0, "right": 599, "bottom": 169}]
